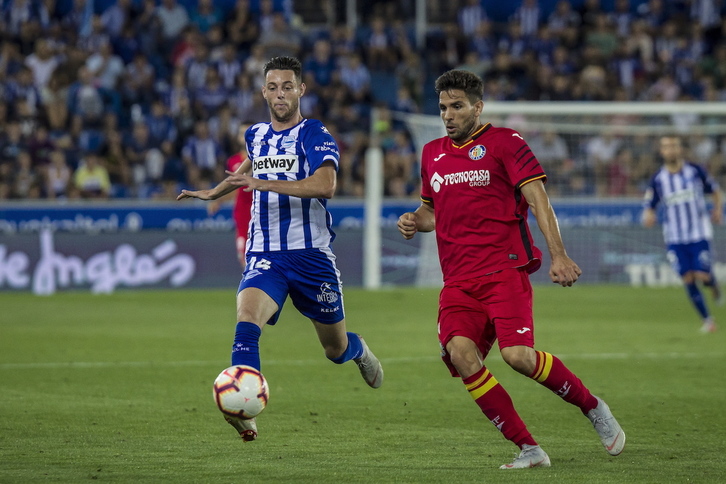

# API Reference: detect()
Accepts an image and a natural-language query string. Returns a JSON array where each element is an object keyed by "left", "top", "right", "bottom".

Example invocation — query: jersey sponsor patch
[{"left": 252, "top": 155, "right": 299, "bottom": 174}]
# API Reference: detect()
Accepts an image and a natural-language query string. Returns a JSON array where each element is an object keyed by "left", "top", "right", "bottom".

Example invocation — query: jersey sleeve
[
  {"left": 693, "top": 162, "right": 719, "bottom": 194},
  {"left": 419, "top": 142, "right": 433, "bottom": 206},
  {"left": 643, "top": 174, "right": 660, "bottom": 209},
  {"left": 499, "top": 129, "right": 547, "bottom": 189},
  {"left": 303, "top": 120, "right": 340, "bottom": 172}
]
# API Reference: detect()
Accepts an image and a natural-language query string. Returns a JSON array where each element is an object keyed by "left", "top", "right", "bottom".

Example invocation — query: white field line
[{"left": 0, "top": 352, "right": 723, "bottom": 370}]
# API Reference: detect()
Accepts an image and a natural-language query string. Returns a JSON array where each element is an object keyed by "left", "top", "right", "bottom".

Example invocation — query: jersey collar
[{"left": 450, "top": 123, "right": 492, "bottom": 149}]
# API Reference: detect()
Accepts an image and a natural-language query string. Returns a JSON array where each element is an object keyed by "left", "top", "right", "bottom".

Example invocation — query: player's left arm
[
  {"left": 225, "top": 160, "right": 336, "bottom": 199},
  {"left": 520, "top": 179, "right": 582, "bottom": 287},
  {"left": 711, "top": 188, "right": 724, "bottom": 224}
]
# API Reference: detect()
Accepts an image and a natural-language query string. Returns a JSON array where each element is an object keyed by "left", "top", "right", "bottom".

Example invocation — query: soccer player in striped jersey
[
  {"left": 397, "top": 69, "right": 625, "bottom": 469},
  {"left": 643, "top": 136, "right": 724, "bottom": 333},
  {"left": 178, "top": 56, "right": 383, "bottom": 441}
]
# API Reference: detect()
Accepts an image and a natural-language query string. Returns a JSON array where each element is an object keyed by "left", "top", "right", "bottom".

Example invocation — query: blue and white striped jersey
[
  {"left": 245, "top": 118, "right": 340, "bottom": 252},
  {"left": 644, "top": 162, "right": 718, "bottom": 244}
]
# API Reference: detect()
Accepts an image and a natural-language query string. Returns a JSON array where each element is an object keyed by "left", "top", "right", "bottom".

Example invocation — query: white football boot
[
  {"left": 224, "top": 415, "right": 258, "bottom": 442},
  {"left": 586, "top": 396, "right": 626, "bottom": 455},
  {"left": 500, "top": 444, "right": 551, "bottom": 469},
  {"left": 354, "top": 336, "right": 384, "bottom": 388}
]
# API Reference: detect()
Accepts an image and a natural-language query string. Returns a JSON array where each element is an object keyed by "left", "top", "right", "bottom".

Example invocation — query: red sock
[
  {"left": 463, "top": 366, "right": 537, "bottom": 448},
  {"left": 530, "top": 351, "right": 598, "bottom": 413}
]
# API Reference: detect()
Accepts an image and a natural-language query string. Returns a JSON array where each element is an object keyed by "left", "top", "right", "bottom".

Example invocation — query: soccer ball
[{"left": 213, "top": 365, "right": 269, "bottom": 419}]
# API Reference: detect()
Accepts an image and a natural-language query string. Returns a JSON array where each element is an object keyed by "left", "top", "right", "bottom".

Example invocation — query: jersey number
[{"left": 248, "top": 257, "right": 272, "bottom": 270}]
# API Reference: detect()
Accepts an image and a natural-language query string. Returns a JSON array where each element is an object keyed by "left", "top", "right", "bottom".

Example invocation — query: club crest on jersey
[
  {"left": 281, "top": 135, "right": 296, "bottom": 148},
  {"left": 253, "top": 155, "right": 299, "bottom": 174},
  {"left": 468, "top": 145, "right": 486, "bottom": 160}
]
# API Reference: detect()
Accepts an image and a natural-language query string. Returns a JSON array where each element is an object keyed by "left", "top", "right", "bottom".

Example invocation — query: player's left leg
[
  {"left": 290, "top": 248, "right": 383, "bottom": 388},
  {"left": 495, "top": 270, "right": 625, "bottom": 456},
  {"left": 312, "top": 319, "right": 383, "bottom": 388}
]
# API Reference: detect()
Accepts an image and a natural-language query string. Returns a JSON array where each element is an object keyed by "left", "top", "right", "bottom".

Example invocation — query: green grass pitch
[{"left": 1, "top": 285, "right": 724, "bottom": 483}]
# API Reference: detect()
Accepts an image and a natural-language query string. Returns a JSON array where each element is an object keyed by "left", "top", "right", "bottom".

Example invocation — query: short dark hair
[
  {"left": 263, "top": 56, "right": 302, "bottom": 83},
  {"left": 435, "top": 70, "right": 484, "bottom": 104}
]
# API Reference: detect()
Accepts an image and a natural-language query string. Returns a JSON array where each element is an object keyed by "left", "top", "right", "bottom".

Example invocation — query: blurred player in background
[
  {"left": 397, "top": 69, "right": 625, "bottom": 469},
  {"left": 643, "top": 136, "right": 724, "bottom": 333},
  {"left": 207, "top": 124, "right": 254, "bottom": 268},
  {"left": 178, "top": 56, "right": 383, "bottom": 441}
]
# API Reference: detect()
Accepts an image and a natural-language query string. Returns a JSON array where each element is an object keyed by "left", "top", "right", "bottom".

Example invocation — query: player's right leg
[
  {"left": 224, "top": 255, "right": 287, "bottom": 440},
  {"left": 440, "top": 280, "right": 543, "bottom": 469}
]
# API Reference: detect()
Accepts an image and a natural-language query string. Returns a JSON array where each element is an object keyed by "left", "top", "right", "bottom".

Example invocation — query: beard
[
  {"left": 449, "top": 116, "right": 479, "bottom": 144},
  {"left": 268, "top": 98, "right": 299, "bottom": 124}
]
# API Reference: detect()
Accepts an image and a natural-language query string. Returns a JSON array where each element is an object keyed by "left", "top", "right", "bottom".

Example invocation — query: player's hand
[
  {"left": 549, "top": 255, "right": 581, "bottom": 287},
  {"left": 397, "top": 212, "right": 418, "bottom": 240},
  {"left": 225, "top": 170, "right": 257, "bottom": 192},
  {"left": 712, "top": 206, "right": 723, "bottom": 225},
  {"left": 642, "top": 209, "right": 657, "bottom": 228},
  {"left": 177, "top": 189, "right": 214, "bottom": 201}
]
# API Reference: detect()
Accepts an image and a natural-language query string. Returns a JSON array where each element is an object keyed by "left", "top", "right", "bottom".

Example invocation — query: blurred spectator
[
  {"left": 339, "top": 53, "right": 371, "bottom": 106},
  {"left": 303, "top": 38, "right": 337, "bottom": 92},
  {"left": 193, "top": 67, "right": 228, "bottom": 117},
  {"left": 365, "top": 16, "right": 396, "bottom": 71},
  {"left": 258, "top": 12, "right": 301, "bottom": 59},
  {"left": 181, "top": 119, "right": 223, "bottom": 188},
  {"left": 548, "top": 0, "right": 581, "bottom": 36},
  {"left": 11, "top": 150, "right": 41, "bottom": 198},
  {"left": 100, "top": 129, "right": 130, "bottom": 196},
  {"left": 7, "top": 66, "right": 41, "bottom": 116},
  {"left": 225, "top": 0, "right": 259, "bottom": 56},
  {"left": 383, "top": 130, "right": 417, "bottom": 197},
  {"left": 67, "top": 66, "right": 105, "bottom": 127},
  {"left": 46, "top": 149, "right": 72, "bottom": 199},
  {"left": 24, "top": 39, "right": 62, "bottom": 91},
  {"left": 86, "top": 41, "right": 125, "bottom": 90},
  {"left": 100, "top": 0, "right": 134, "bottom": 40},
  {"left": 74, "top": 151, "right": 111, "bottom": 198},
  {"left": 610, "top": 0, "right": 634, "bottom": 38},
  {"left": 190, "top": 0, "right": 222, "bottom": 33},
  {"left": 513, "top": 0, "right": 541, "bottom": 37},
  {"left": 155, "top": 0, "right": 190, "bottom": 45},
  {"left": 184, "top": 40, "right": 211, "bottom": 90},
  {"left": 122, "top": 53, "right": 156, "bottom": 109},
  {"left": 217, "top": 43, "right": 243, "bottom": 90},
  {"left": 27, "top": 124, "right": 55, "bottom": 168},
  {"left": 458, "top": 0, "right": 488, "bottom": 37},
  {"left": 139, "top": 103, "right": 172, "bottom": 147}
]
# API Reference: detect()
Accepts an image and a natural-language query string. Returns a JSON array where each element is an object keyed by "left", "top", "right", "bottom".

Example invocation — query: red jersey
[
  {"left": 227, "top": 153, "right": 253, "bottom": 238},
  {"left": 420, "top": 123, "right": 546, "bottom": 283}
]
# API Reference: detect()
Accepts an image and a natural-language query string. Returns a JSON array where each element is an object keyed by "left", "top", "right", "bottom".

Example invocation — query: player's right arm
[
  {"left": 397, "top": 202, "right": 435, "bottom": 240},
  {"left": 642, "top": 183, "right": 659, "bottom": 228},
  {"left": 177, "top": 159, "right": 252, "bottom": 201}
]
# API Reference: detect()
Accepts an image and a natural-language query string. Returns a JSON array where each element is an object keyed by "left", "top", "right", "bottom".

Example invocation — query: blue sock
[
  {"left": 685, "top": 283, "right": 709, "bottom": 319},
  {"left": 329, "top": 332, "right": 364, "bottom": 364},
  {"left": 231, "top": 322, "right": 261, "bottom": 370}
]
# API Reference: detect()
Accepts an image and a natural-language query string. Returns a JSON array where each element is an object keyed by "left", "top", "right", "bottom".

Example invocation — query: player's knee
[
  {"left": 501, "top": 347, "right": 536, "bottom": 375},
  {"left": 446, "top": 339, "right": 481, "bottom": 376}
]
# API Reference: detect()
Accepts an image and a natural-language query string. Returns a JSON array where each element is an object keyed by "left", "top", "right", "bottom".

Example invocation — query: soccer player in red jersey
[
  {"left": 207, "top": 124, "right": 254, "bottom": 268},
  {"left": 397, "top": 70, "right": 625, "bottom": 469}
]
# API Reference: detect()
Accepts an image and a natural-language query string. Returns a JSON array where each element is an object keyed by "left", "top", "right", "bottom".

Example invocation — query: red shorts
[{"left": 438, "top": 268, "right": 535, "bottom": 376}]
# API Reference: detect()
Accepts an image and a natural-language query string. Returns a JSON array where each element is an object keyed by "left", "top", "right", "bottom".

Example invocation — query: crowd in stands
[{"left": 1, "top": 0, "right": 725, "bottom": 200}]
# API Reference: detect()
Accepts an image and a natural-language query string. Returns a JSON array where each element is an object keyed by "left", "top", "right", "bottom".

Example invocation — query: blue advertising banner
[{"left": 0, "top": 199, "right": 645, "bottom": 234}]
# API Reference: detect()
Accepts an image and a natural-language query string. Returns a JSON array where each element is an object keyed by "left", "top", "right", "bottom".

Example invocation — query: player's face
[
  {"left": 262, "top": 69, "right": 305, "bottom": 124},
  {"left": 659, "top": 137, "right": 682, "bottom": 163},
  {"left": 439, "top": 89, "right": 483, "bottom": 144}
]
